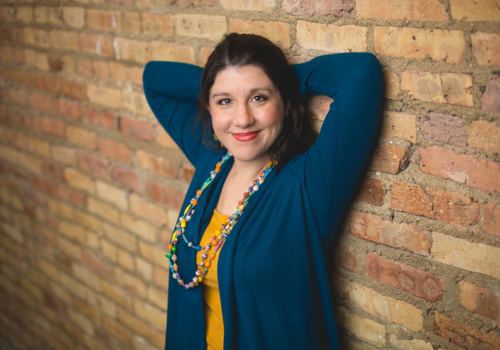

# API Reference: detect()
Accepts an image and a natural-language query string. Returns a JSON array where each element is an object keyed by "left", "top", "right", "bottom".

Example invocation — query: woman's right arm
[{"left": 143, "top": 61, "right": 205, "bottom": 166}]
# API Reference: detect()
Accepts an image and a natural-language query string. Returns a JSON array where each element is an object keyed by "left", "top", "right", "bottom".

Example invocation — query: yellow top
[{"left": 195, "top": 209, "right": 228, "bottom": 350}]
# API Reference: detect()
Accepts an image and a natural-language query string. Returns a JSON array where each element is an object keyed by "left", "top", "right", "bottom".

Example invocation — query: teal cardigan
[{"left": 143, "top": 53, "right": 383, "bottom": 350}]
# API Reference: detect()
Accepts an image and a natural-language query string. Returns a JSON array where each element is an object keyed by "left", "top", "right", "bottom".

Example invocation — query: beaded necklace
[{"left": 165, "top": 152, "right": 277, "bottom": 290}]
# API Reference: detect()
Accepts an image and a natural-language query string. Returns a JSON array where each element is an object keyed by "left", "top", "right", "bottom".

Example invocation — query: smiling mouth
[{"left": 232, "top": 131, "right": 260, "bottom": 142}]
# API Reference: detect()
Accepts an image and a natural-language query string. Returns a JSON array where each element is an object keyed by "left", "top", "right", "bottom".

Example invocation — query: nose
[{"left": 233, "top": 103, "right": 254, "bottom": 128}]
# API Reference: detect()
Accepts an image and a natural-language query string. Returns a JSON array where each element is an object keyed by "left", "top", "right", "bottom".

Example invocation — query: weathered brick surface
[
  {"left": 307, "top": 95, "right": 333, "bottom": 121},
  {"left": 87, "top": 84, "right": 121, "bottom": 109},
  {"left": 389, "top": 335, "right": 433, "bottom": 350},
  {"left": 282, "top": 0, "right": 353, "bottom": 17},
  {"left": 334, "top": 243, "right": 357, "bottom": 272},
  {"left": 368, "top": 144, "right": 410, "bottom": 174},
  {"left": 391, "top": 182, "right": 480, "bottom": 227},
  {"left": 357, "top": 0, "right": 447, "bottom": 21},
  {"left": 297, "top": 21, "right": 366, "bottom": 53},
  {"left": 402, "top": 70, "right": 474, "bottom": 107},
  {"left": 142, "top": 13, "right": 173, "bottom": 35},
  {"left": 467, "top": 120, "right": 500, "bottom": 153},
  {"left": 119, "top": 117, "right": 154, "bottom": 141},
  {"left": 420, "top": 109, "right": 467, "bottom": 147},
  {"left": 472, "top": 32, "right": 500, "bottom": 66},
  {"left": 220, "top": 0, "right": 276, "bottom": 11},
  {"left": 176, "top": 14, "right": 226, "bottom": 41},
  {"left": 484, "top": 203, "right": 500, "bottom": 237},
  {"left": 450, "top": 0, "right": 500, "bottom": 21},
  {"left": 375, "top": 27, "right": 465, "bottom": 63},
  {"left": 432, "top": 232, "right": 500, "bottom": 279},
  {"left": 354, "top": 177, "right": 385, "bottom": 206},
  {"left": 420, "top": 145, "right": 500, "bottom": 193},
  {"left": 459, "top": 281, "right": 500, "bottom": 322},
  {"left": 481, "top": 76, "right": 500, "bottom": 113},
  {"left": 231, "top": 19, "right": 291, "bottom": 48},
  {"left": 349, "top": 282, "right": 424, "bottom": 331},
  {"left": 380, "top": 111, "right": 417, "bottom": 143},
  {"left": 366, "top": 253, "right": 444, "bottom": 301},
  {"left": 151, "top": 41, "right": 196, "bottom": 64},
  {"left": 335, "top": 307, "right": 386, "bottom": 347},
  {"left": 435, "top": 312, "right": 500, "bottom": 349},
  {"left": 350, "top": 210, "right": 429, "bottom": 255}
]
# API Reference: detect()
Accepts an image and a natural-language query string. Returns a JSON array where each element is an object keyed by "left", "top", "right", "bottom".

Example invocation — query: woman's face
[{"left": 208, "top": 65, "right": 286, "bottom": 164}]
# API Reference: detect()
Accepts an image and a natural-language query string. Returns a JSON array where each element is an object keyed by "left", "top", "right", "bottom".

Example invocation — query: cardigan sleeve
[
  {"left": 143, "top": 61, "right": 207, "bottom": 167},
  {"left": 289, "top": 53, "right": 384, "bottom": 245}
]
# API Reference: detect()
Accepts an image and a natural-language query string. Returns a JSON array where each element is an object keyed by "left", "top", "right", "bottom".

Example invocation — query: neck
[{"left": 230, "top": 155, "right": 271, "bottom": 184}]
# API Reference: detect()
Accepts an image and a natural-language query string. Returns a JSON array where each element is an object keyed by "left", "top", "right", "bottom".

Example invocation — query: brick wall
[{"left": 0, "top": 0, "right": 499, "bottom": 349}]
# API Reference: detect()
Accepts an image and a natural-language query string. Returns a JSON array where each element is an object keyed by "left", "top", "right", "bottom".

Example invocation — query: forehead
[{"left": 210, "top": 65, "right": 276, "bottom": 93}]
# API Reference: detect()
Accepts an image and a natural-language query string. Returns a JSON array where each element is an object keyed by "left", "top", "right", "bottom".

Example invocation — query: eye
[
  {"left": 218, "top": 98, "right": 232, "bottom": 105},
  {"left": 252, "top": 95, "right": 267, "bottom": 102}
]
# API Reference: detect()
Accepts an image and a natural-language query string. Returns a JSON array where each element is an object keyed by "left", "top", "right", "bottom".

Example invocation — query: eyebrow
[{"left": 211, "top": 87, "right": 273, "bottom": 99}]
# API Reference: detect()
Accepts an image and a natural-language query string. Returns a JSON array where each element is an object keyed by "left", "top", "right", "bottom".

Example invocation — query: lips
[{"left": 232, "top": 131, "right": 260, "bottom": 142}]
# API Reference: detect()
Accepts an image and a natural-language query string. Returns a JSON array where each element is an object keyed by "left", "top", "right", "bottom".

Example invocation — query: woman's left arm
[{"left": 289, "top": 53, "right": 384, "bottom": 247}]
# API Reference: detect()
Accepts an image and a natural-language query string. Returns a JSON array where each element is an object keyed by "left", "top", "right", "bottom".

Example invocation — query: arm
[
  {"left": 289, "top": 53, "right": 384, "bottom": 247},
  {"left": 143, "top": 61, "right": 206, "bottom": 166}
]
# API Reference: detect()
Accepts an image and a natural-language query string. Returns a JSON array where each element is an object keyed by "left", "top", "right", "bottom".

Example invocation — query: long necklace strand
[{"left": 165, "top": 152, "right": 277, "bottom": 290}]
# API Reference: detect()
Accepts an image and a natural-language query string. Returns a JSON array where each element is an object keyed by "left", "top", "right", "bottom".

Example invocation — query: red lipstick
[{"left": 232, "top": 131, "right": 260, "bottom": 142}]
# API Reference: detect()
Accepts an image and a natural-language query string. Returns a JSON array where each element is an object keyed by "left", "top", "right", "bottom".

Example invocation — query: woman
[{"left": 143, "top": 33, "right": 383, "bottom": 350}]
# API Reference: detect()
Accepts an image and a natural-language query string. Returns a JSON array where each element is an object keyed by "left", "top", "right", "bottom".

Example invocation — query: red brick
[
  {"left": 391, "top": 182, "right": 480, "bottom": 227},
  {"left": 29, "top": 93, "right": 52, "bottom": 113},
  {"left": 472, "top": 32, "right": 500, "bottom": 66},
  {"left": 481, "top": 76, "right": 500, "bottom": 113},
  {"left": 450, "top": 0, "right": 500, "bottom": 21},
  {"left": 350, "top": 210, "right": 430, "bottom": 255},
  {"left": 146, "top": 180, "right": 185, "bottom": 209},
  {"left": 420, "top": 146, "right": 500, "bottom": 193},
  {"left": 366, "top": 253, "right": 444, "bottom": 302},
  {"left": 357, "top": 0, "right": 447, "bottom": 21},
  {"left": 79, "top": 33, "right": 114, "bottom": 58},
  {"left": 83, "top": 108, "right": 115, "bottom": 129},
  {"left": 32, "top": 72, "right": 60, "bottom": 94},
  {"left": 92, "top": 61, "right": 110, "bottom": 79},
  {"left": 282, "top": 0, "right": 353, "bottom": 16},
  {"left": 109, "top": 61, "right": 128, "bottom": 82},
  {"left": 334, "top": 243, "right": 357, "bottom": 272},
  {"left": 0, "top": 6, "right": 15, "bottom": 23},
  {"left": 467, "top": 120, "right": 500, "bottom": 153},
  {"left": 112, "top": 167, "right": 142, "bottom": 192},
  {"left": 178, "top": 163, "right": 194, "bottom": 184},
  {"left": 435, "top": 312, "right": 500, "bottom": 349},
  {"left": 98, "top": 139, "right": 132, "bottom": 164},
  {"left": 142, "top": 13, "right": 173, "bottom": 35},
  {"left": 4, "top": 88, "right": 27, "bottom": 106},
  {"left": 33, "top": 176, "right": 58, "bottom": 197},
  {"left": 83, "top": 250, "right": 113, "bottom": 278},
  {"left": 119, "top": 117, "right": 154, "bottom": 141},
  {"left": 49, "top": 30, "right": 79, "bottom": 51},
  {"left": 0, "top": 27, "right": 23, "bottom": 44},
  {"left": 137, "top": 150, "right": 175, "bottom": 179},
  {"left": 56, "top": 186, "right": 86, "bottom": 208},
  {"left": 368, "top": 144, "right": 410, "bottom": 174},
  {"left": 66, "top": 126, "right": 97, "bottom": 150},
  {"left": 459, "top": 281, "right": 500, "bottom": 322},
  {"left": 48, "top": 55, "right": 62, "bottom": 71},
  {"left": 40, "top": 118, "right": 65, "bottom": 138},
  {"left": 41, "top": 162, "right": 66, "bottom": 182},
  {"left": 60, "top": 79, "right": 87, "bottom": 101},
  {"left": 54, "top": 98, "right": 81, "bottom": 120},
  {"left": 6, "top": 70, "right": 31, "bottom": 87},
  {"left": 78, "top": 152, "right": 110, "bottom": 179},
  {"left": 374, "top": 27, "right": 465, "bottom": 64},
  {"left": 123, "top": 11, "right": 140, "bottom": 33},
  {"left": 402, "top": 70, "right": 473, "bottom": 107},
  {"left": 355, "top": 177, "right": 384, "bottom": 206},
  {"left": 420, "top": 109, "right": 467, "bottom": 147},
  {"left": 86, "top": 9, "right": 121, "bottom": 32},
  {"left": 484, "top": 203, "right": 500, "bottom": 237},
  {"left": 128, "top": 67, "right": 143, "bottom": 86},
  {"left": 77, "top": 59, "right": 93, "bottom": 77},
  {"left": 230, "top": 19, "right": 290, "bottom": 48}
]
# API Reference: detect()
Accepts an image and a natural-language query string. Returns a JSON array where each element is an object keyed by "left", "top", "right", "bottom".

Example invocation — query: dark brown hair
[{"left": 192, "top": 32, "right": 318, "bottom": 169}]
